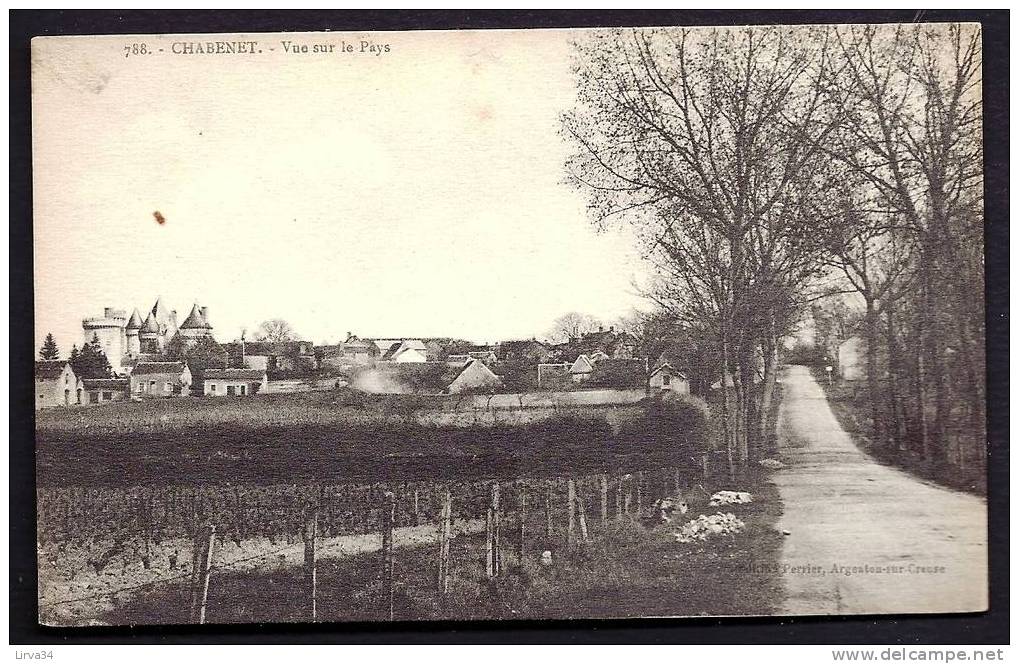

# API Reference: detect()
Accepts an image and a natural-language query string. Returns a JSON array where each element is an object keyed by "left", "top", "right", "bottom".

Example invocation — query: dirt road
[{"left": 773, "top": 365, "right": 987, "bottom": 615}]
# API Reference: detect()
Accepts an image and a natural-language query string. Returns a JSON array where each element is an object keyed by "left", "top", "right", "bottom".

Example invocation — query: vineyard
[
  {"left": 37, "top": 392, "right": 726, "bottom": 623},
  {"left": 37, "top": 461, "right": 772, "bottom": 625}
]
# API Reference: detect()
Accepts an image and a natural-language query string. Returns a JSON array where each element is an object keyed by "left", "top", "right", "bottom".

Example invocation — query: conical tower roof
[
  {"left": 140, "top": 311, "right": 160, "bottom": 334},
  {"left": 126, "top": 308, "right": 143, "bottom": 330},
  {"left": 179, "top": 303, "right": 206, "bottom": 330},
  {"left": 151, "top": 297, "right": 170, "bottom": 322}
]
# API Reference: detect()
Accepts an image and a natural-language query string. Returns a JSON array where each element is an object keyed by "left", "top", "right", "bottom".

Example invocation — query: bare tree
[
  {"left": 548, "top": 312, "right": 602, "bottom": 344},
  {"left": 255, "top": 318, "right": 297, "bottom": 343},
  {"left": 821, "top": 24, "right": 984, "bottom": 465},
  {"left": 564, "top": 26, "right": 844, "bottom": 467}
]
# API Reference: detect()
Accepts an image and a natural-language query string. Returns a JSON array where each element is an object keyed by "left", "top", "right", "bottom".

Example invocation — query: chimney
[
  {"left": 609, "top": 325, "right": 615, "bottom": 333},
  {"left": 104, "top": 307, "right": 113, "bottom": 318},
  {"left": 598, "top": 325, "right": 604, "bottom": 333}
]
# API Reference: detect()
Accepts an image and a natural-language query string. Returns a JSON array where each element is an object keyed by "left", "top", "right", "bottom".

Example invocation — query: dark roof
[
  {"left": 126, "top": 308, "right": 143, "bottom": 330},
  {"left": 82, "top": 378, "right": 128, "bottom": 389},
  {"left": 36, "top": 360, "right": 71, "bottom": 380},
  {"left": 132, "top": 361, "right": 186, "bottom": 375},
  {"left": 576, "top": 330, "right": 636, "bottom": 357},
  {"left": 649, "top": 362, "right": 688, "bottom": 380},
  {"left": 223, "top": 340, "right": 312, "bottom": 357},
  {"left": 179, "top": 304, "right": 207, "bottom": 330},
  {"left": 264, "top": 341, "right": 313, "bottom": 355},
  {"left": 497, "top": 339, "right": 549, "bottom": 356},
  {"left": 379, "top": 342, "right": 403, "bottom": 361},
  {"left": 140, "top": 311, "right": 160, "bottom": 333},
  {"left": 202, "top": 368, "right": 266, "bottom": 380}
]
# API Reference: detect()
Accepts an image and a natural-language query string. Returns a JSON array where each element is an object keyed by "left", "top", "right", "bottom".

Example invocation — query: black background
[{"left": 9, "top": 9, "right": 1009, "bottom": 645}]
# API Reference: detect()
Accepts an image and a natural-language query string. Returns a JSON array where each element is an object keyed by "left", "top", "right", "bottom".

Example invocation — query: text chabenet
[{"left": 172, "top": 41, "right": 260, "bottom": 55}]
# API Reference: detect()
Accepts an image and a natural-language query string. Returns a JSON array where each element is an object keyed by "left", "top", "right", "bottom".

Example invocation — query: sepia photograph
[{"left": 25, "top": 16, "right": 995, "bottom": 633}]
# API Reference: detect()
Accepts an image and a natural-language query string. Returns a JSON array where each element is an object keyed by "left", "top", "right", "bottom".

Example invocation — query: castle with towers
[{"left": 82, "top": 298, "right": 214, "bottom": 374}]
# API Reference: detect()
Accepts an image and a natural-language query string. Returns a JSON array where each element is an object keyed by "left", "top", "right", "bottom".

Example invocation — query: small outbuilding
[
  {"left": 201, "top": 368, "right": 268, "bottom": 396},
  {"left": 81, "top": 378, "right": 129, "bottom": 405},
  {"left": 649, "top": 362, "right": 690, "bottom": 396},
  {"left": 130, "top": 361, "right": 192, "bottom": 397},
  {"left": 35, "top": 360, "right": 81, "bottom": 409},
  {"left": 445, "top": 359, "right": 503, "bottom": 394}
]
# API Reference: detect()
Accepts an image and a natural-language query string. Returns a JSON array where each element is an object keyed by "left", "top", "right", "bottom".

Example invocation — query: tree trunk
[
  {"left": 737, "top": 343, "right": 756, "bottom": 464},
  {"left": 884, "top": 302, "right": 906, "bottom": 451},
  {"left": 864, "top": 296, "right": 883, "bottom": 445},
  {"left": 757, "top": 315, "right": 779, "bottom": 452},
  {"left": 719, "top": 328, "right": 736, "bottom": 479}
]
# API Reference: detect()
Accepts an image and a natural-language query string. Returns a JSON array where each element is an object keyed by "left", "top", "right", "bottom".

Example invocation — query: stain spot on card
[
  {"left": 91, "top": 72, "right": 111, "bottom": 94},
  {"left": 153, "top": 211, "right": 165, "bottom": 225}
]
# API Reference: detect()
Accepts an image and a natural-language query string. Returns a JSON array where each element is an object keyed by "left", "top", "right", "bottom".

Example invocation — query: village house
[
  {"left": 649, "top": 363, "right": 690, "bottom": 396},
  {"left": 467, "top": 349, "right": 498, "bottom": 364},
  {"left": 200, "top": 368, "right": 268, "bottom": 397},
  {"left": 316, "top": 333, "right": 375, "bottom": 371},
  {"left": 445, "top": 359, "right": 503, "bottom": 394},
  {"left": 376, "top": 339, "right": 429, "bottom": 363},
  {"left": 496, "top": 339, "right": 554, "bottom": 365},
  {"left": 567, "top": 353, "right": 646, "bottom": 389},
  {"left": 81, "top": 378, "right": 130, "bottom": 405},
  {"left": 568, "top": 353, "right": 610, "bottom": 383},
  {"left": 129, "top": 361, "right": 192, "bottom": 397},
  {"left": 351, "top": 359, "right": 502, "bottom": 395},
  {"left": 575, "top": 326, "right": 637, "bottom": 359},
  {"left": 223, "top": 340, "right": 317, "bottom": 374},
  {"left": 35, "top": 360, "right": 81, "bottom": 409}
]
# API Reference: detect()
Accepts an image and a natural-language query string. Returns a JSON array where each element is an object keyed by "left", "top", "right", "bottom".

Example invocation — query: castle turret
[
  {"left": 82, "top": 307, "right": 128, "bottom": 372},
  {"left": 139, "top": 311, "right": 161, "bottom": 354},
  {"left": 178, "top": 303, "right": 211, "bottom": 343},
  {"left": 125, "top": 308, "right": 143, "bottom": 357}
]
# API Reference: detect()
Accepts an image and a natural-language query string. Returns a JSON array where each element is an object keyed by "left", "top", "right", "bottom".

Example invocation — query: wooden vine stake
[
  {"left": 576, "top": 488, "right": 589, "bottom": 543},
  {"left": 485, "top": 482, "right": 501, "bottom": 578},
  {"left": 516, "top": 482, "right": 527, "bottom": 564},
  {"left": 381, "top": 491, "right": 396, "bottom": 620},
  {"left": 437, "top": 489, "right": 452, "bottom": 594},
  {"left": 544, "top": 480, "right": 554, "bottom": 541},
  {"left": 190, "top": 524, "right": 216, "bottom": 624},
  {"left": 636, "top": 471, "right": 644, "bottom": 516},
  {"left": 566, "top": 479, "right": 577, "bottom": 548},
  {"left": 303, "top": 505, "right": 318, "bottom": 622},
  {"left": 600, "top": 475, "right": 608, "bottom": 524}
]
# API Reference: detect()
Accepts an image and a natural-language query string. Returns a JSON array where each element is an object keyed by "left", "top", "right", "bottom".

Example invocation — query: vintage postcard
[{"left": 32, "top": 24, "right": 987, "bottom": 626}]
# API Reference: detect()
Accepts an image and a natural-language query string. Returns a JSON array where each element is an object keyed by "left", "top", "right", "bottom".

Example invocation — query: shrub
[{"left": 626, "top": 392, "right": 711, "bottom": 454}]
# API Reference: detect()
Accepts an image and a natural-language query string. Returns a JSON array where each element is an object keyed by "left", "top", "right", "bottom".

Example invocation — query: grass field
[{"left": 36, "top": 390, "right": 710, "bottom": 486}]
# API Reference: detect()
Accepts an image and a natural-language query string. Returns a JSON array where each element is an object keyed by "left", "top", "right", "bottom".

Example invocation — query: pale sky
[{"left": 32, "top": 30, "right": 647, "bottom": 354}]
